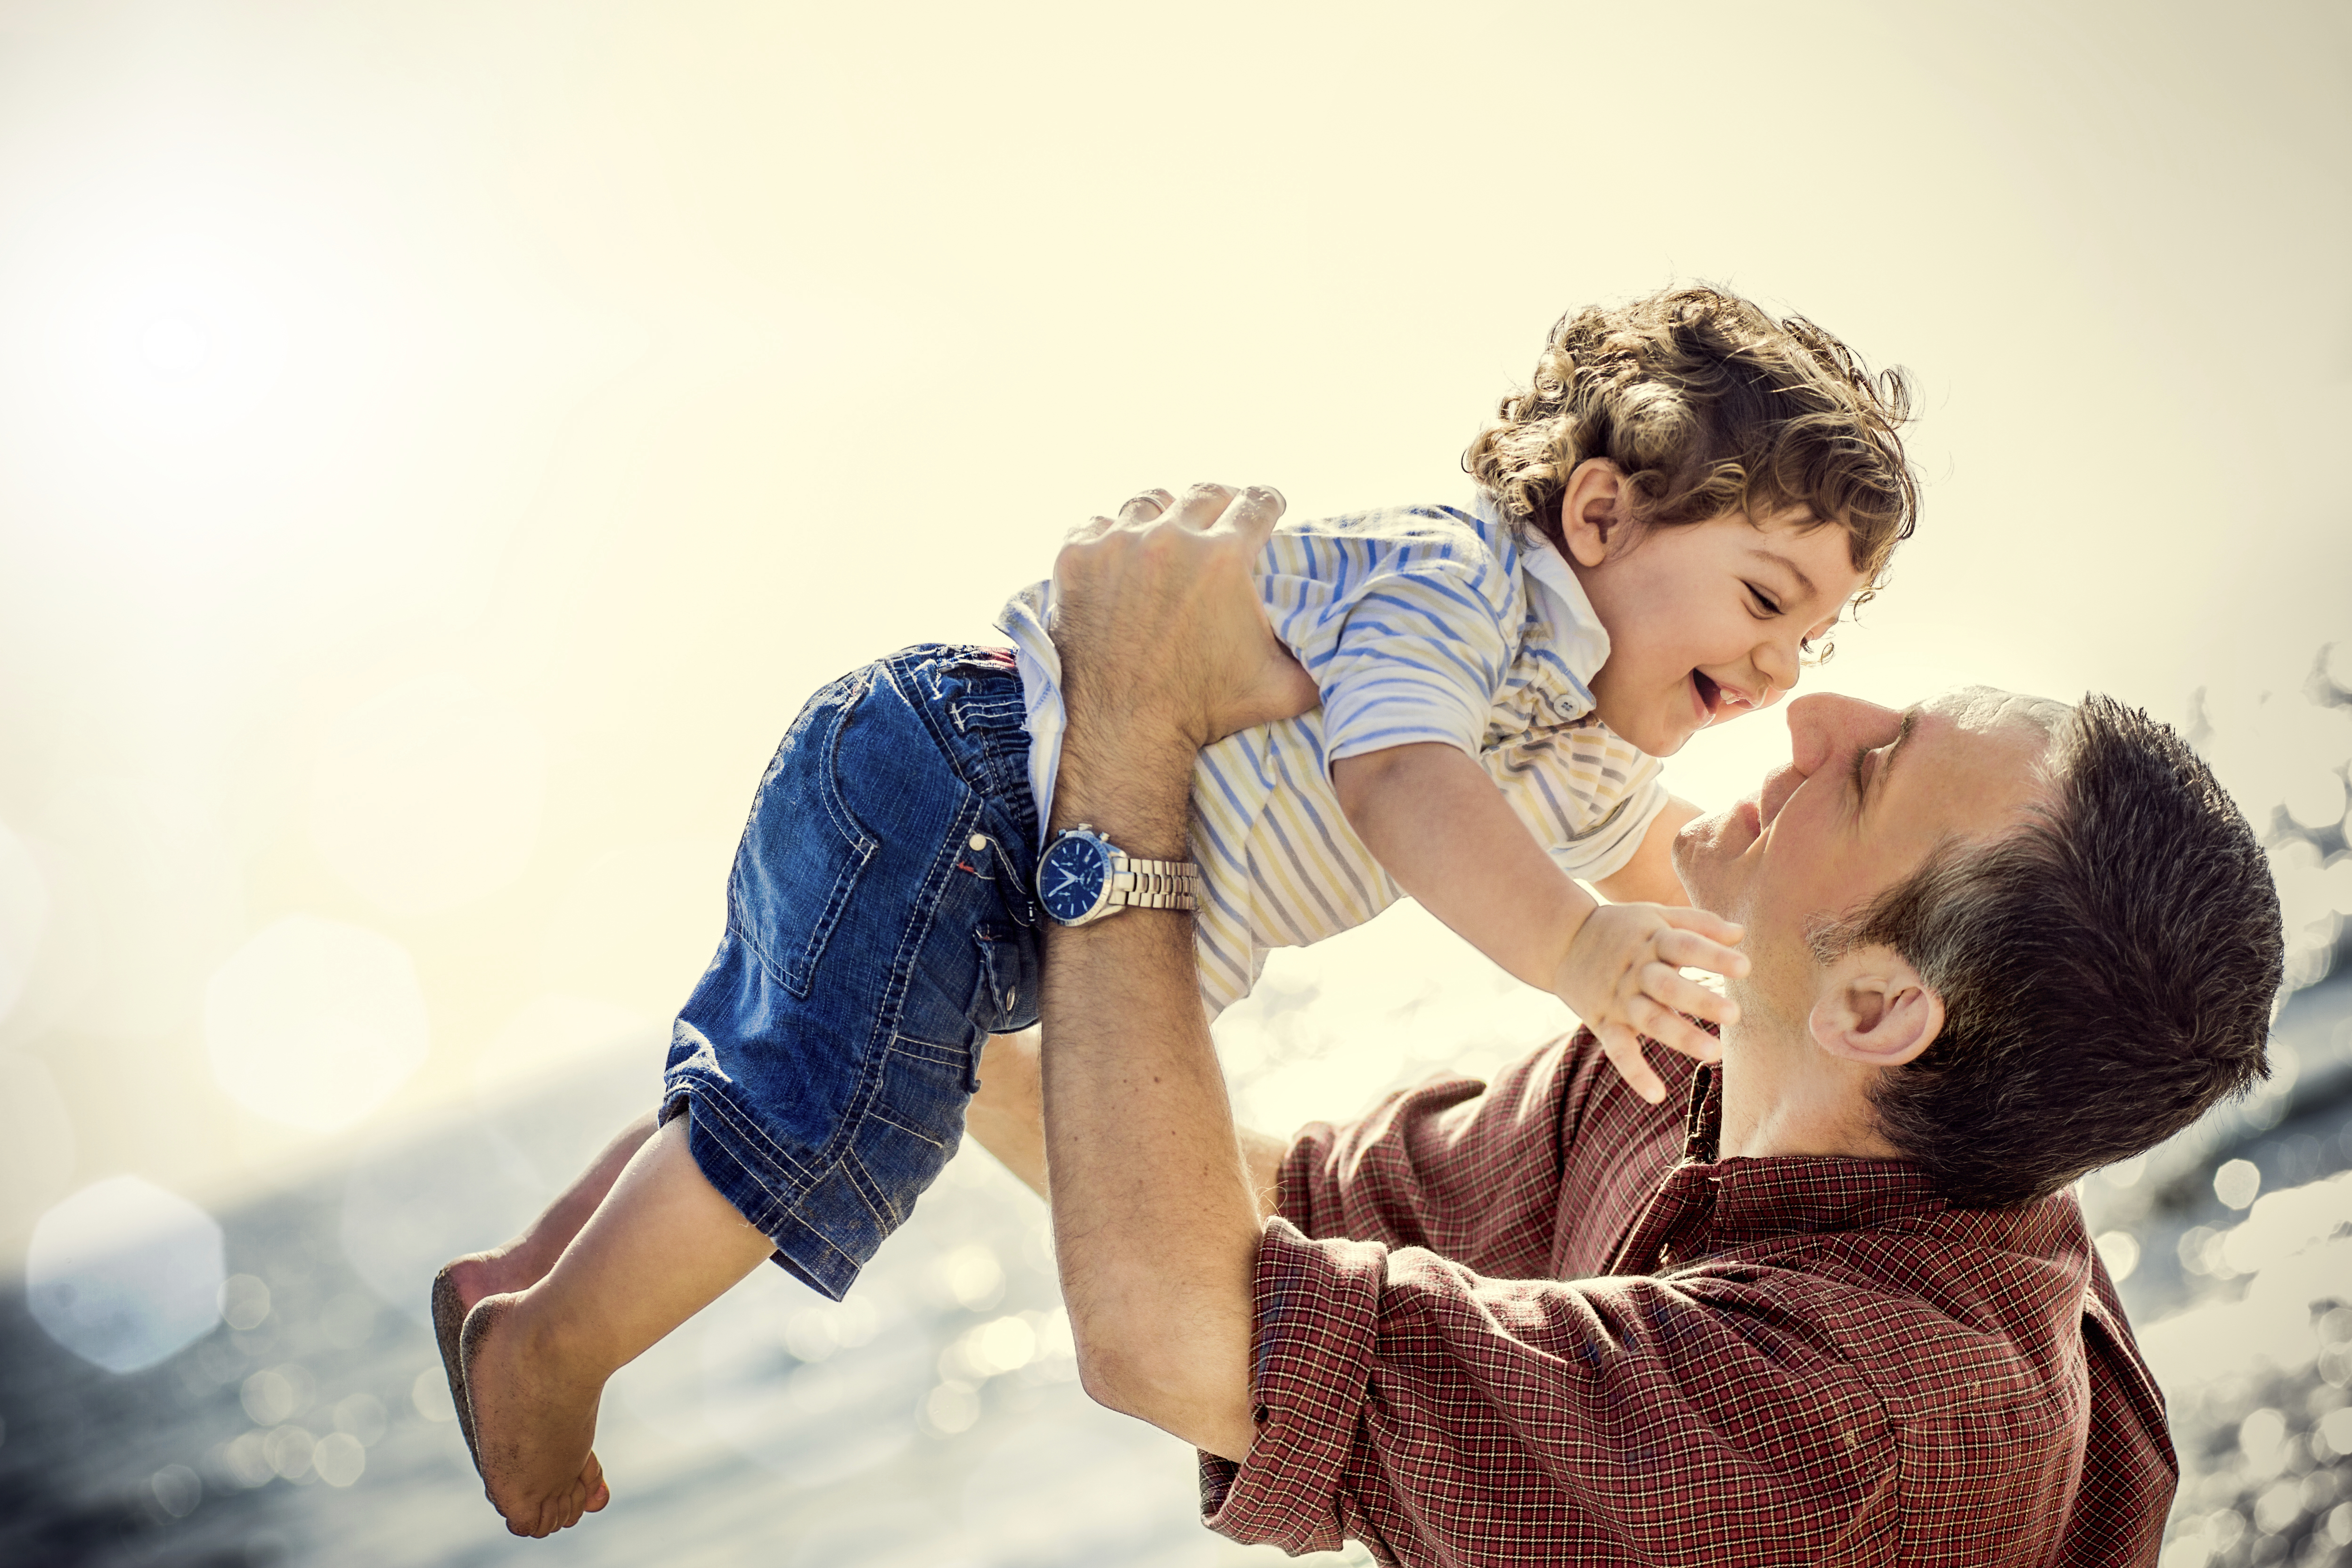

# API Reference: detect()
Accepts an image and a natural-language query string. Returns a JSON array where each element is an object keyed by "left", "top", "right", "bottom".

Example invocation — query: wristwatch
[{"left": 1034, "top": 825, "right": 1200, "bottom": 926}]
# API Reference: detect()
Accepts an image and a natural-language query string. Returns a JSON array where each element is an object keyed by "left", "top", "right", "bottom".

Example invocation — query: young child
[{"left": 440, "top": 284, "right": 1919, "bottom": 1535}]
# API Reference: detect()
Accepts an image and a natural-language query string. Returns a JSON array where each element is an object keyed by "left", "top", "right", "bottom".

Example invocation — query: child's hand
[{"left": 1552, "top": 903, "right": 1748, "bottom": 1105}]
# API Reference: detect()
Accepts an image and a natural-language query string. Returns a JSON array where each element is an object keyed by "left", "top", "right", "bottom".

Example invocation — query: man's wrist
[{"left": 1050, "top": 720, "right": 1196, "bottom": 864}]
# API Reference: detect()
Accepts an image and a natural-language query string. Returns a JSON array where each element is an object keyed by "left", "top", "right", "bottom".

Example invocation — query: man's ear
[
  {"left": 1557, "top": 459, "right": 1629, "bottom": 568},
  {"left": 1808, "top": 944, "right": 1944, "bottom": 1069}
]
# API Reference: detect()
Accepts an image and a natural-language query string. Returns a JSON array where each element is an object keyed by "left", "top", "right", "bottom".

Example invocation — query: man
[{"left": 965, "top": 483, "right": 2284, "bottom": 1564}]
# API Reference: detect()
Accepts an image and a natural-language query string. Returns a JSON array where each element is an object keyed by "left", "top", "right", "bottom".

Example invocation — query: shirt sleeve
[
  {"left": 1544, "top": 753, "right": 1668, "bottom": 882},
  {"left": 1201, "top": 1230, "right": 1901, "bottom": 1563},
  {"left": 1261, "top": 518, "right": 1518, "bottom": 770}
]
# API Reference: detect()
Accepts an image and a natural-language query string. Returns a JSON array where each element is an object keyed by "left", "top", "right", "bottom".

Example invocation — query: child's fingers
[
  {"left": 1629, "top": 996, "right": 1723, "bottom": 1064},
  {"left": 1660, "top": 904, "right": 1746, "bottom": 948},
  {"left": 1654, "top": 925, "right": 1750, "bottom": 980},
  {"left": 1640, "top": 962, "right": 1739, "bottom": 1032},
  {"left": 1594, "top": 1021, "right": 1668, "bottom": 1105}
]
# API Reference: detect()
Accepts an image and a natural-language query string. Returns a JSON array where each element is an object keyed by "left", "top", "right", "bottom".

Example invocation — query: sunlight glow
[
  {"left": 310, "top": 676, "right": 547, "bottom": 917},
  {"left": 204, "top": 915, "right": 429, "bottom": 1131},
  {"left": 57, "top": 231, "right": 292, "bottom": 443},
  {"left": 0, "top": 818, "right": 49, "bottom": 1026}
]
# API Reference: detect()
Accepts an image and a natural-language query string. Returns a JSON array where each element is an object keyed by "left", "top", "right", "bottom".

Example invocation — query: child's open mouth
[{"left": 1691, "top": 671, "right": 1723, "bottom": 724}]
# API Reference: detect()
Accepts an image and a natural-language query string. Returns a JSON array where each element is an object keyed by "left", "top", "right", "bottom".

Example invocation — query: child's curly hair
[{"left": 1465, "top": 285, "right": 1919, "bottom": 639}]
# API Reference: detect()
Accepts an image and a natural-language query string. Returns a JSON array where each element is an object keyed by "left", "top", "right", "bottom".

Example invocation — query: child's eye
[{"left": 1746, "top": 584, "right": 1782, "bottom": 616}]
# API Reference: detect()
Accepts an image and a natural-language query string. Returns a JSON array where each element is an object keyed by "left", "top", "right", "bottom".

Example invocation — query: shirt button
[{"left": 969, "top": 834, "right": 989, "bottom": 851}]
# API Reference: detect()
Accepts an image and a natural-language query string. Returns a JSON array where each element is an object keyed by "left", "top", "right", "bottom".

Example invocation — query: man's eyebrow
[
  {"left": 1747, "top": 546, "right": 1819, "bottom": 604},
  {"left": 1863, "top": 707, "right": 1921, "bottom": 809}
]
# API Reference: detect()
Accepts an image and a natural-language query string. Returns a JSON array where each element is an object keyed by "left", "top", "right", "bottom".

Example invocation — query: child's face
[{"left": 1568, "top": 503, "right": 1867, "bottom": 760}]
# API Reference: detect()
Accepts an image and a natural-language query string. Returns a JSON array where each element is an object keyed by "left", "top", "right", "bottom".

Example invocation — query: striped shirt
[{"left": 998, "top": 495, "right": 1666, "bottom": 1018}]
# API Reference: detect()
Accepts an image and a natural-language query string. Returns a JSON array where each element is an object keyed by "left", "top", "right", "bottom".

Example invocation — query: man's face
[{"left": 1674, "top": 686, "right": 2067, "bottom": 1022}]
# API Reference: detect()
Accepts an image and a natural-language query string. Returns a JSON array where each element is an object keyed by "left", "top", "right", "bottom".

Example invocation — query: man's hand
[
  {"left": 1552, "top": 904, "right": 1748, "bottom": 1104},
  {"left": 1050, "top": 484, "right": 1319, "bottom": 830}
]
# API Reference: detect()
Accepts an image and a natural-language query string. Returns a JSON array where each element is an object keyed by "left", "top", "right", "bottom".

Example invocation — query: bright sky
[{"left": 1, "top": 0, "right": 2347, "bottom": 1253}]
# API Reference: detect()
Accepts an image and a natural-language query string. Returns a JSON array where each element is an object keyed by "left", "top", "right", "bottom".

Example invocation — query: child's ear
[{"left": 1558, "top": 459, "right": 1628, "bottom": 568}]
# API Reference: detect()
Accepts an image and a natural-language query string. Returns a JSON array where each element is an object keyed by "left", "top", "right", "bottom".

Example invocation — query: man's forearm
[
  {"left": 1025, "top": 481, "right": 1310, "bottom": 1463},
  {"left": 967, "top": 1029, "right": 1288, "bottom": 1220},
  {"left": 1038, "top": 722, "right": 1262, "bottom": 1461}
]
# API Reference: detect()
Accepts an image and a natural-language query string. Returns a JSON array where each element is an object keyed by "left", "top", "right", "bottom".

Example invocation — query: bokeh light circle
[
  {"left": 204, "top": 915, "right": 429, "bottom": 1131},
  {"left": 25, "top": 1175, "right": 225, "bottom": 1373}
]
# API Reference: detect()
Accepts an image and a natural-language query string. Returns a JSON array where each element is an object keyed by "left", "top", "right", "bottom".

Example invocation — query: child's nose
[{"left": 1755, "top": 634, "right": 1804, "bottom": 695}]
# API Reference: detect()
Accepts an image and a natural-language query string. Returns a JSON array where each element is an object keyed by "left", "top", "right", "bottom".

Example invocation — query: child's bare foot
[
  {"left": 460, "top": 1293, "right": 611, "bottom": 1537},
  {"left": 431, "top": 1111, "right": 661, "bottom": 1474},
  {"left": 432, "top": 1250, "right": 550, "bottom": 1471}
]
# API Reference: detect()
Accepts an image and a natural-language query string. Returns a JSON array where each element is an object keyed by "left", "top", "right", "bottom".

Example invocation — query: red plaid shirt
[{"left": 1201, "top": 1032, "right": 2174, "bottom": 1566}]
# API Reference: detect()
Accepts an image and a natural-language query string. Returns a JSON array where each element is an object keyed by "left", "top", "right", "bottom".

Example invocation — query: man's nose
[{"left": 1786, "top": 692, "right": 1902, "bottom": 776}]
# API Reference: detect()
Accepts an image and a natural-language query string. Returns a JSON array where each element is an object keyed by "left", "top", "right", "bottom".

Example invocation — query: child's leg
[
  {"left": 433, "top": 1110, "right": 659, "bottom": 1466},
  {"left": 461, "top": 1113, "right": 774, "bottom": 1538},
  {"left": 438, "top": 1110, "right": 659, "bottom": 1316}
]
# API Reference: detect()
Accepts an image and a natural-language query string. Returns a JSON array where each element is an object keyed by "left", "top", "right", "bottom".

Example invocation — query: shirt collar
[
  {"left": 1470, "top": 490, "right": 1611, "bottom": 685},
  {"left": 1641, "top": 1058, "right": 1947, "bottom": 1259}
]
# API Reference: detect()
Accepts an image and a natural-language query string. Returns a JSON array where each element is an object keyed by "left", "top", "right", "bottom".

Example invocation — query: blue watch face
[{"left": 1038, "top": 834, "right": 1111, "bottom": 923}]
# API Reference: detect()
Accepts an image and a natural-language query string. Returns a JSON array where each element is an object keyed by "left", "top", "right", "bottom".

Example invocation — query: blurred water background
[{"left": 3, "top": 1, "right": 2350, "bottom": 1565}]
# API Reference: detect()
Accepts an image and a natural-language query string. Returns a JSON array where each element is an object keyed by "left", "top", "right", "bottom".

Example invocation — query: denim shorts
[{"left": 662, "top": 645, "right": 1043, "bottom": 1300}]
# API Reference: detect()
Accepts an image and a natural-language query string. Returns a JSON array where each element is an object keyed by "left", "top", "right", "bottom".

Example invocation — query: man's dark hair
[{"left": 1816, "top": 694, "right": 2284, "bottom": 1209}]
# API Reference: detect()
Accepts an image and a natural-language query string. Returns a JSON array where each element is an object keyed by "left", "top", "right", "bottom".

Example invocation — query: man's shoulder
[{"left": 1679, "top": 1185, "right": 2117, "bottom": 1403}]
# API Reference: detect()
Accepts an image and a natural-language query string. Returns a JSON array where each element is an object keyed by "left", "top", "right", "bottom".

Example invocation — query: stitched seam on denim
[
  {"left": 866, "top": 1102, "right": 953, "bottom": 1151},
  {"left": 672, "top": 1072, "right": 828, "bottom": 1194},
  {"left": 677, "top": 1088, "right": 872, "bottom": 1285},
  {"left": 842, "top": 1148, "right": 907, "bottom": 1231},
  {"left": 888, "top": 1035, "right": 968, "bottom": 1067},
  {"left": 728, "top": 670, "right": 851, "bottom": 983},
  {"left": 806, "top": 773, "right": 986, "bottom": 1177},
  {"left": 789, "top": 667, "right": 882, "bottom": 994},
  {"left": 900, "top": 653, "right": 986, "bottom": 793},
  {"left": 702, "top": 810, "right": 990, "bottom": 1200},
  {"left": 664, "top": 1069, "right": 825, "bottom": 1193},
  {"left": 937, "top": 649, "right": 1032, "bottom": 810},
  {"left": 731, "top": 666, "right": 881, "bottom": 999},
  {"left": 684, "top": 1112, "right": 801, "bottom": 1244},
  {"left": 899, "top": 650, "right": 1028, "bottom": 805}
]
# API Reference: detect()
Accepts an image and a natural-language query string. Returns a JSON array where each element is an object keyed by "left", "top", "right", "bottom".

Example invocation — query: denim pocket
[{"left": 732, "top": 670, "right": 880, "bottom": 999}]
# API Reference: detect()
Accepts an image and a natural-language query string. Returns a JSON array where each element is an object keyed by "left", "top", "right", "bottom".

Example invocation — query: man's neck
[{"left": 1711, "top": 1017, "right": 1908, "bottom": 1163}]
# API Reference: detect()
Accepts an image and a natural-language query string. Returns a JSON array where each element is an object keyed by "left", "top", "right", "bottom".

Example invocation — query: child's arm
[
  {"left": 1591, "top": 797, "right": 1704, "bottom": 906},
  {"left": 1332, "top": 745, "right": 1745, "bottom": 1104}
]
